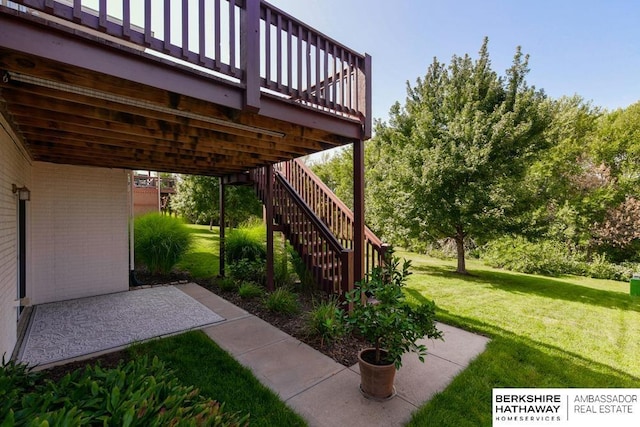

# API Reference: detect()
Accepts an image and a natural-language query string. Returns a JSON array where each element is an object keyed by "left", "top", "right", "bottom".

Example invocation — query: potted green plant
[{"left": 345, "top": 251, "right": 443, "bottom": 400}]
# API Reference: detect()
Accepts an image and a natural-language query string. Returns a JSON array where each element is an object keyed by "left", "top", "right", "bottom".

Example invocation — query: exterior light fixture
[{"left": 12, "top": 184, "right": 31, "bottom": 201}]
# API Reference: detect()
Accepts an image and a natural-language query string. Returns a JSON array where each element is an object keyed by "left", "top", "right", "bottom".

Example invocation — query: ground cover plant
[
  {"left": 265, "top": 287, "right": 300, "bottom": 315},
  {"left": 305, "top": 297, "right": 346, "bottom": 346},
  {"left": 129, "top": 332, "right": 307, "bottom": 427},
  {"left": 134, "top": 214, "right": 192, "bottom": 275},
  {"left": 8, "top": 332, "right": 305, "bottom": 427},
  {"left": 238, "top": 282, "right": 264, "bottom": 299},
  {"left": 1, "top": 352, "right": 248, "bottom": 426}
]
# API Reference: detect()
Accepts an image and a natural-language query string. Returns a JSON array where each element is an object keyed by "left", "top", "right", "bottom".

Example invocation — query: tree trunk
[{"left": 455, "top": 226, "right": 467, "bottom": 274}]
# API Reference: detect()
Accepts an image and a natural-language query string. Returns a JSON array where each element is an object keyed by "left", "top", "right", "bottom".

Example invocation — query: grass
[
  {"left": 174, "top": 224, "right": 220, "bottom": 278},
  {"left": 129, "top": 331, "right": 307, "bottom": 427},
  {"left": 399, "top": 251, "right": 640, "bottom": 426}
]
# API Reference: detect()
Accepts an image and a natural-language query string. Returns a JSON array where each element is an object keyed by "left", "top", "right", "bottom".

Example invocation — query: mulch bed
[
  {"left": 196, "top": 279, "right": 367, "bottom": 367},
  {"left": 43, "top": 350, "right": 128, "bottom": 383}
]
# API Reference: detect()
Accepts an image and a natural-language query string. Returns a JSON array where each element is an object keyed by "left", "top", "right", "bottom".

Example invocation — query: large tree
[
  {"left": 592, "top": 101, "right": 640, "bottom": 191},
  {"left": 310, "top": 148, "right": 354, "bottom": 210},
  {"left": 525, "top": 96, "right": 605, "bottom": 247},
  {"left": 526, "top": 98, "right": 639, "bottom": 260},
  {"left": 368, "top": 38, "right": 549, "bottom": 274},
  {"left": 589, "top": 102, "right": 640, "bottom": 260}
]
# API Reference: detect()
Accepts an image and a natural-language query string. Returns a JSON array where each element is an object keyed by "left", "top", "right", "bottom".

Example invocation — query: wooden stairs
[{"left": 248, "top": 159, "right": 388, "bottom": 296}]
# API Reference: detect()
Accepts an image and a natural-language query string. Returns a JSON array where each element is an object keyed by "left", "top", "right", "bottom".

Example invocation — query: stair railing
[
  {"left": 250, "top": 166, "right": 354, "bottom": 296},
  {"left": 275, "top": 158, "right": 389, "bottom": 278}
]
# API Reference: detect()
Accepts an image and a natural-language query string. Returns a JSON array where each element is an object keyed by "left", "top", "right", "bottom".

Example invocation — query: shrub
[
  {"left": 482, "top": 236, "right": 579, "bottom": 277},
  {"left": 482, "top": 236, "right": 636, "bottom": 281},
  {"left": 586, "top": 255, "right": 637, "bottom": 281},
  {"left": 305, "top": 298, "right": 346, "bottom": 345},
  {"left": 238, "top": 282, "right": 264, "bottom": 299},
  {"left": 228, "top": 259, "right": 266, "bottom": 284},
  {"left": 225, "top": 223, "right": 266, "bottom": 265},
  {"left": 134, "top": 214, "right": 192, "bottom": 275},
  {"left": 265, "top": 288, "right": 300, "bottom": 315},
  {"left": 620, "top": 262, "right": 640, "bottom": 281},
  {"left": 2, "top": 356, "right": 248, "bottom": 426},
  {"left": 587, "top": 253, "right": 619, "bottom": 280},
  {"left": 225, "top": 222, "right": 267, "bottom": 284}
]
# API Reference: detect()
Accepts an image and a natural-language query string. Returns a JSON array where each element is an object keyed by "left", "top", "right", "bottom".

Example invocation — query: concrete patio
[{"left": 178, "top": 283, "right": 490, "bottom": 426}]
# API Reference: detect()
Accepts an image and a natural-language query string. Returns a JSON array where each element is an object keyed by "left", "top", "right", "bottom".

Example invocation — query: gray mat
[{"left": 19, "top": 286, "right": 224, "bottom": 366}]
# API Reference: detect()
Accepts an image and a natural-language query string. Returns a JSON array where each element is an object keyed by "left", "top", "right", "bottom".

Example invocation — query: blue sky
[{"left": 269, "top": 0, "right": 640, "bottom": 123}]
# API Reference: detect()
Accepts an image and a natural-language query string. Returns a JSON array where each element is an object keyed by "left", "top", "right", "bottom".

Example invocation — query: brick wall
[
  {"left": 133, "top": 187, "right": 160, "bottom": 216},
  {"left": 30, "top": 163, "right": 129, "bottom": 305},
  {"left": 0, "top": 114, "right": 32, "bottom": 359}
]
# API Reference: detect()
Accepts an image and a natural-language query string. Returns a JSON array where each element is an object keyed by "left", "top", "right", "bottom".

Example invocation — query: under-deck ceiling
[{"left": 0, "top": 48, "right": 351, "bottom": 176}]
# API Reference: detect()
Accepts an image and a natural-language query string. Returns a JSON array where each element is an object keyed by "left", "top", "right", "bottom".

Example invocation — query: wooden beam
[
  {"left": 0, "top": 48, "right": 354, "bottom": 145},
  {"left": 1, "top": 84, "right": 340, "bottom": 153},
  {"left": 10, "top": 112, "right": 290, "bottom": 162},
  {"left": 0, "top": 18, "right": 246, "bottom": 110},
  {"left": 27, "top": 144, "right": 247, "bottom": 176},
  {"left": 20, "top": 133, "right": 269, "bottom": 171}
]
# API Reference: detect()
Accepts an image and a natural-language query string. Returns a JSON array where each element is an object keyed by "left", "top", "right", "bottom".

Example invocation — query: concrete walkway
[{"left": 178, "top": 283, "right": 490, "bottom": 427}]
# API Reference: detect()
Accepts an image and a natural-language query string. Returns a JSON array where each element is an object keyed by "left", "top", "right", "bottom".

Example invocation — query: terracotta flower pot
[{"left": 357, "top": 348, "right": 397, "bottom": 400}]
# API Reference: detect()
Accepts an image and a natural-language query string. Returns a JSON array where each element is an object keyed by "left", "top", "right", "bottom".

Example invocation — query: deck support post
[
  {"left": 353, "top": 138, "right": 365, "bottom": 285},
  {"left": 241, "top": 0, "right": 261, "bottom": 112},
  {"left": 219, "top": 177, "right": 226, "bottom": 277},
  {"left": 265, "top": 165, "right": 275, "bottom": 291}
]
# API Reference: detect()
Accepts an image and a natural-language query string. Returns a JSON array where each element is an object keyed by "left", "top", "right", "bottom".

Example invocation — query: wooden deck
[{"left": 0, "top": 0, "right": 371, "bottom": 176}]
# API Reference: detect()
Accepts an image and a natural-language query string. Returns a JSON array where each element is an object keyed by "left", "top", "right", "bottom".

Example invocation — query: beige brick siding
[
  {"left": 30, "top": 163, "right": 130, "bottom": 305},
  {"left": 1, "top": 111, "right": 130, "bottom": 359},
  {"left": 0, "top": 113, "right": 32, "bottom": 358}
]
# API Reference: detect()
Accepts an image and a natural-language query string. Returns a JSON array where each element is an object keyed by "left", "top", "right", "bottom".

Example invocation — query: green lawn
[
  {"left": 175, "top": 224, "right": 221, "bottom": 278},
  {"left": 400, "top": 251, "right": 640, "bottom": 426},
  {"left": 129, "top": 331, "right": 307, "bottom": 427}
]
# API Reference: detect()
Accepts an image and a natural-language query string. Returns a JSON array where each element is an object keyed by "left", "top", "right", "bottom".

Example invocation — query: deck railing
[
  {"left": 9, "top": 0, "right": 370, "bottom": 132},
  {"left": 133, "top": 175, "right": 176, "bottom": 192},
  {"left": 250, "top": 166, "right": 354, "bottom": 296},
  {"left": 259, "top": 2, "right": 370, "bottom": 121}
]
